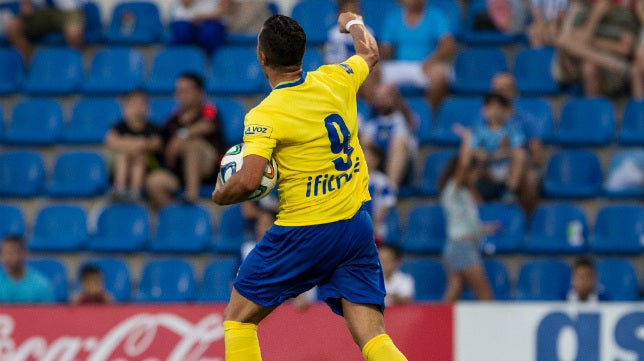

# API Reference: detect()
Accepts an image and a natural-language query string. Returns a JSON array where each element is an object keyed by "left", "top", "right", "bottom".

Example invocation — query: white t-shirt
[
  {"left": 171, "top": 0, "right": 220, "bottom": 21},
  {"left": 384, "top": 270, "right": 415, "bottom": 306}
]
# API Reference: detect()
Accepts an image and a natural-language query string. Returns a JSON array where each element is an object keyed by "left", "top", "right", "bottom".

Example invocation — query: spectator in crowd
[
  {"left": 363, "top": 143, "right": 397, "bottom": 245},
  {"left": 379, "top": 0, "right": 456, "bottom": 111},
  {"left": 71, "top": 265, "right": 114, "bottom": 305},
  {"left": 440, "top": 125, "right": 500, "bottom": 303},
  {"left": 527, "top": 0, "right": 570, "bottom": 47},
  {"left": 378, "top": 244, "right": 414, "bottom": 306},
  {"left": 553, "top": 0, "right": 638, "bottom": 97},
  {"left": 0, "top": 235, "right": 54, "bottom": 304},
  {"left": 361, "top": 84, "right": 418, "bottom": 189},
  {"left": 472, "top": 93, "right": 527, "bottom": 204},
  {"left": 226, "top": 0, "right": 272, "bottom": 36},
  {"left": 170, "top": 0, "right": 230, "bottom": 54},
  {"left": 567, "top": 257, "right": 609, "bottom": 302},
  {"left": 105, "top": 90, "right": 161, "bottom": 202},
  {"left": 146, "top": 73, "right": 225, "bottom": 208},
  {"left": 631, "top": 0, "right": 644, "bottom": 98},
  {"left": 3, "top": 0, "right": 84, "bottom": 62}
]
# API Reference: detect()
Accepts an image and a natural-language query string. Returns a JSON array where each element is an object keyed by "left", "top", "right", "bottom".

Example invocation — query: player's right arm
[{"left": 338, "top": 12, "right": 379, "bottom": 72}]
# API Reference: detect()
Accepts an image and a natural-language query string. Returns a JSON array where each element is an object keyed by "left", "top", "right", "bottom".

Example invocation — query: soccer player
[{"left": 211, "top": 13, "right": 408, "bottom": 361}]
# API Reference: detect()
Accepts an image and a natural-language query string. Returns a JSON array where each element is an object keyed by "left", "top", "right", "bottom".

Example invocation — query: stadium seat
[
  {"left": 291, "top": 0, "right": 337, "bottom": 45},
  {"left": 146, "top": 47, "right": 206, "bottom": 94},
  {"left": 514, "top": 48, "right": 559, "bottom": 95},
  {"left": 149, "top": 98, "right": 176, "bottom": 125},
  {"left": 78, "top": 258, "right": 132, "bottom": 302},
  {"left": 83, "top": 1, "right": 102, "bottom": 43},
  {"left": 105, "top": 1, "right": 163, "bottom": 44},
  {"left": 591, "top": 204, "right": 644, "bottom": 254},
  {"left": 88, "top": 203, "right": 149, "bottom": 252},
  {"left": 47, "top": 151, "right": 108, "bottom": 197},
  {"left": 199, "top": 258, "right": 239, "bottom": 302},
  {"left": 302, "top": 47, "right": 324, "bottom": 72},
  {"left": 514, "top": 98, "right": 556, "bottom": 143},
  {"left": 479, "top": 203, "right": 525, "bottom": 254},
  {"left": 213, "top": 204, "right": 252, "bottom": 254},
  {"left": 0, "top": 204, "right": 25, "bottom": 238},
  {"left": 83, "top": 47, "right": 145, "bottom": 95},
  {"left": 383, "top": 207, "right": 403, "bottom": 245},
  {"left": 150, "top": 204, "right": 212, "bottom": 253},
  {"left": 431, "top": 97, "right": 483, "bottom": 145},
  {"left": 27, "top": 258, "right": 68, "bottom": 302},
  {"left": 216, "top": 98, "right": 246, "bottom": 147},
  {"left": 463, "top": 258, "right": 511, "bottom": 300},
  {"left": 361, "top": 0, "right": 398, "bottom": 40},
  {"left": 0, "top": 151, "right": 45, "bottom": 197},
  {"left": 62, "top": 98, "right": 122, "bottom": 144},
  {"left": 407, "top": 97, "right": 433, "bottom": 145},
  {"left": 543, "top": 150, "right": 603, "bottom": 198},
  {"left": 207, "top": 47, "right": 265, "bottom": 95},
  {"left": 4, "top": 99, "right": 63, "bottom": 145},
  {"left": 452, "top": 48, "right": 507, "bottom": 94},
  {"left": 516, "top": 259, "right": 571, "bottom": 301},
  {"left": 604, "top": 150, "right": 644, "bottom": 197},
  {"left": 557, "top": 98, "right": 615, "bottom": 146},
  {"left": 618, "top": 99, "right": 644, "bottom": 145},
  {"left": 419, "top": 150, "right": 457, "bottom": 196},
  {"left": 400, "top": 258, "right": 446, "bottom": 301},
  {"left": 402, "top": 203, "right": 446, "bottom": 254},
  {"left": 24, "top": 48, "right": 82, "bottom": 95},
  {"left": 525, "top": 203, "right": 588, "bottom": 254},
  {"left": 0, "top": 48, "right": 23, "bottom": 94},
  {"left": 29, "top": 205, "right": 87, "bottom": 252},
  {"left": 596, "top": 259, "right": 638, "bottom": 301},
  {"left": 137, "top": 259, "right": 196, "bottom": 302}
]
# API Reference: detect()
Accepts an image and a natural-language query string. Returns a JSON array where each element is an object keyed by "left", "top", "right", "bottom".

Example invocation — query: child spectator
[
  {"left": 170, "top": 0, "right": 230, "bottom": 54},
  {"left": 71, "top": 265, "right": 113, "bottom": 305},
  {"left": 363, "top": 143, "right": 397, "bottom": 245},
  {"left": 567, "top": 257, "right": 609, "bottom": 302},
  {"left": 378, "top": 244, "right": 414, "bottom": 306},
  {"left": 105, "top": 90, "right": 161, "bottom": 202}
]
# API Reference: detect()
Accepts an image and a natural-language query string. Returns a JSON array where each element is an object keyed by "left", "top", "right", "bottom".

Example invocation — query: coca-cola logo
[{"left": 0, "top": 312, "right": 224, "bottom": 361}]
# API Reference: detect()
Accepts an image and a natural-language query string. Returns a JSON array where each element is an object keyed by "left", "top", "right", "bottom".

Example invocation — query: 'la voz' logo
[{"left": 245, "top": 124, "right": 273, "bottom": 137}]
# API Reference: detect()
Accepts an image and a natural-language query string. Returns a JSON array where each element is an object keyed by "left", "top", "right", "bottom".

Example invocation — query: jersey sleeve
[
  {"left": 327, "top": 55, "right": 370, "bottom": 94},
  {"left": 243, "top": 109, "right": 277, "bottom": 161}
]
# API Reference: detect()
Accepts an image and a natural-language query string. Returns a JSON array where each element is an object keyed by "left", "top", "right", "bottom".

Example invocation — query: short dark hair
[
  {"left": 179, "top": 72, "right": 205, "bottom": 91},
  {"left": 573, "top": 257, "right": 596, "bottom": 272},
  {"left": 483, "top": 92, "right": 511, "bottom": 108},
  {"left": 80, "top": 265, "right": 103, "bottom": 280},
  {"left": 259, "top": 15, "right": 306, "bottom": 70},
  {"left": 379, "top": 243, "right": 403, "bottom": 260},
  {"left": 1, "top": 235, "right": 25, "bottom": 249}
]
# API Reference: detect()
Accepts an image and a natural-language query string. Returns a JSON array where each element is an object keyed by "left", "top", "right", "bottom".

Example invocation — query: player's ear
[{"left": 258, "top": 50, "right": 268, "bottom": 66}]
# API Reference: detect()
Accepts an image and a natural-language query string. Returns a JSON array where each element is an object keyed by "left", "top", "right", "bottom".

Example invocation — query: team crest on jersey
[
  {"left": 338, "top": 63, "right": 354, "bottom": 74},
  {"left": 245, "top": 124, "right": 273, "bottom": 137}
]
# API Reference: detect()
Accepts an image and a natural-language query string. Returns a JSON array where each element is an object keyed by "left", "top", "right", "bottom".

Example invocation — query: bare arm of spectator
[
  {"left": 528, "top": 139, "right": 545, "bottom": 168},
  {"left": 185, "top": 119, "right": 216, "bottom": 137},
  {"left": 452, "top": 124, "right": 475, "bottom": 187},
  {"left": 422, "top": 35, "right": 456, "bottom": 70},
  {"left": 105, "top": 131, "right": 161, "bottom": 154},
  {"left": 393, "top": 88, "right": 418, "bottom": 131},
  {"left": 591, "top": 33, "right": 636, "bottom": 57}
]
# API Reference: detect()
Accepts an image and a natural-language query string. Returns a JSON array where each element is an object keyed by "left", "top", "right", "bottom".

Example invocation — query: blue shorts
[{"left": 233, "top": 206, "right": 385, "bottom": 316}]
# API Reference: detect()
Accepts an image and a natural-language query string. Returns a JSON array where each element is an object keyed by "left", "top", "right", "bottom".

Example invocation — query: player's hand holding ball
[
  {"left": 338, "top": 12, "right": 363, "bottom": 34},
  {"left": 217, "top": 143, "right": 278, "bottom": 201}
]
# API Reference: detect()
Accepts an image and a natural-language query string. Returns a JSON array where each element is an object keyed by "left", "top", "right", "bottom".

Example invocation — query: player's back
[{"left": 243, "top": 55, "right": 371, "bottom": 227}]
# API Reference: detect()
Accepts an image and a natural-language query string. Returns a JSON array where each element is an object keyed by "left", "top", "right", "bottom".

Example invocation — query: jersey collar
[{"left": 274, "top": 71, "right": 307, "bottom": 90}]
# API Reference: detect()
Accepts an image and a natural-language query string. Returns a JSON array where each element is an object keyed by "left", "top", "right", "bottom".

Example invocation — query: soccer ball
[{"left": 219, "top": 143, "right": 278, "bottom": 201}]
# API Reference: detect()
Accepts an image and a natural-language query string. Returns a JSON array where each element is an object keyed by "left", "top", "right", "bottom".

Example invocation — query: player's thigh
[
  {"left": 224, "top": 287, "right": 276, "bottom": 325},
  {"left": 341, "top": 299, "right": 386, "bottom": 348}
]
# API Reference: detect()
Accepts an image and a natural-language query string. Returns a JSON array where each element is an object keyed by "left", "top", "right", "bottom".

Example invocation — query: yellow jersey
[{"left": 243, "top": 55, "right": 371, "bottom": 226}]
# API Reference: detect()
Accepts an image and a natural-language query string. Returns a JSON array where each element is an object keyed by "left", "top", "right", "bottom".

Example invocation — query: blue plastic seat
[
  {"left": 105, "top": 1, "right": 163, "bottom": 44},
  {"left": 151, "top": 204, "right": 212, "bottom": 253},
  {"left": 83, "top": 1, "right": 103, "bottom": 43},
  {"left": 88, "top": 203, "right": 149, "bottom": 252},
  {"left": 619, "top": 100, "right": 644, "bottom": 145},
  {"left": 400, "top": 258, "right": 446, "bottom": 301},
  {"left": 479, "top": 203, "right": 525, "bottom": 254},
  {"left": 78, "top": 258, "right": 132, "bottom": 302},
  {"left": 213, "top": 205, "right": 251, "bottom": 254},
  {"left": 62, "top": 98, "right": 122, "bottom": 144},
  {"left": 207, "top": 47, "right": 265, "bottom": 95},
  {"left": 48, "top": 152, "right": 108, "bottom": 197},
  {"left": 516, "top": 259, "right": 571, "bottom": 301},
  {"left": 383, "top": 207, "right": 403, "bottom": 245},
  {"left": 525, "top": 203, "right": 588, "bottom": 254},
  {"left": 596, "top": 259, "right": 638, "bottom": 301},
  {"left": 514, "top": 98, "right": 556, "bottom": 143},
  {"left": 27, "top": 258, "right": 68, "bottom": 302},
  {"left": 146, "top": 47, "right": 206, "bottom": 94},
  {"left": 0, "top": 151, "right": 45, "bottom": 197},
  {"left": 420, "top": 150, "right": 457, "bottom": 196},
  {"left": 83, "top": 48, "right": 145, "bottom": 95},
  {"left": 452, "top": 48, "right": 507, "bottom": 94},
  {"left": 557, "top": 98, "right": 615, "bottom": 146},
  {"left": 216, "top": 98, "right": 246, "bottom": 146},
  {"left": 604, "top": 150, "right": 644, "bottom": 197},
  {"left": 514, "top": 48, "right": 559, "bottom": 95},
  {"left": 591, "top": 204, "right": 644, "bottom": 254},
  {"left": 137, "top": 259, "right": 196, "bottom": 302},
  {"left": 407, "top": 97, "right": 433, "bottom": 145},
  {"left": 402, "top": 203, "right": 446, "bottom": 254},
  {"left": 431, "top": 97, "right": 483, "bottom": 145},
  {"left": 0, "top": 204, "right": 24, "bottom": 238},
  {"left": 463, "top": 258, "right": 511, "bottom": 300},
  {"left": 29, "top": 205, "right": 87, "bottom": 252},
  {"left": 149, "top": 98, "right": 177, "bottom": 125},
  {"left": 0, "top": 48, "right": 23, "bottom": 94},
  {"left": 291, "top": 0, "right": 337, "bottom": 45},
  {"left": 543, "top": 150, "right": 603, "bottom": 198},
  {"left": 199, "top": 258, "right": 239, "bottom": 302},
  {"left": 5, "top": 99, "right": 63, "bottom": 145},
  {"left": 24, "top": 48, "right": 82, "bottom": 95},
  {"left": 361, "top": 0, "right": 398, "bottom": 40}
]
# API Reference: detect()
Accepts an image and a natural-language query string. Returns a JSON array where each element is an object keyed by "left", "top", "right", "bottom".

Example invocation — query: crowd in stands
[{"left": 1, "top": 0, "right": 644, "bottom": 305}]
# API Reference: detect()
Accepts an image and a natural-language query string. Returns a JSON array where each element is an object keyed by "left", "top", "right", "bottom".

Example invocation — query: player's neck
[{"left": 268, "top": 68, "right": 303, "bottom": 89}]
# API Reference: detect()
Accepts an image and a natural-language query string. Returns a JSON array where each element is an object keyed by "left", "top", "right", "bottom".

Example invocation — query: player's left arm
[{"left": 212, "top": 154, "right": 268, "bottom": 205}]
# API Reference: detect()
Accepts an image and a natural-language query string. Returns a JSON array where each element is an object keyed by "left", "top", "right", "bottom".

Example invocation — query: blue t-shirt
[
  {"left": 472, "top": 120, "right": 525, "bottom": 153},
  {"left": 381, "top": 6, "right": 452, "bottom": 61},
  {"left": 0, "top": 267, "right": 54, "bottom": 303}
]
